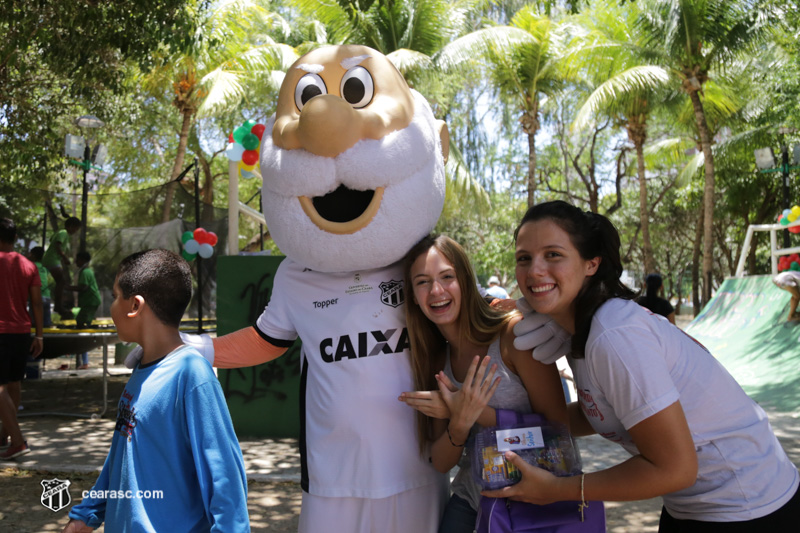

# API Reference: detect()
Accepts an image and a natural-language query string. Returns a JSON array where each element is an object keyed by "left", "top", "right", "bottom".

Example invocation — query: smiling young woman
[
  {"left": 496, "top": 200, "right": 800, "bottom": 532},
  {"left": 398, "top": 234, "right": 569, "bottom": 533}
]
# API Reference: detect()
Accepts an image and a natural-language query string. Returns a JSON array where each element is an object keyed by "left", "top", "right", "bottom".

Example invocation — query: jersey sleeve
[
  {"left": 184, "top": 363, "right": 250, "bottom": 532},
  {"left": 586, "top": 324, "right": 680, "bottom": 430},
  {"left": 254, "top": 262, "right": 298, "bottom": 344}
]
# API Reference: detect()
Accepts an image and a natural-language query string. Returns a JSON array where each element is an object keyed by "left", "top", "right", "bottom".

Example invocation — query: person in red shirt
[{"left": 0, "top": 217, "right": 43, "bottom": 460}]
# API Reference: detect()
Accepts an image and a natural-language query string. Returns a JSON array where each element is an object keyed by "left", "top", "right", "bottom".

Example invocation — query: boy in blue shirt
[{"left": 62, "top": 249, "right": 249, "bottom": 532}]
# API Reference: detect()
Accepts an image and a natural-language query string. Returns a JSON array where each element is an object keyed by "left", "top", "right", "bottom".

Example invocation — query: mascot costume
[{"left": 128, "top": 44, "right": 564, "bottom": 531}]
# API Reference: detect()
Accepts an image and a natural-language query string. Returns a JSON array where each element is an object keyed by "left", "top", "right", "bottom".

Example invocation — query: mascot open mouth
[{"left": 299, "top": 185, "right": 385, "bottom": 235}]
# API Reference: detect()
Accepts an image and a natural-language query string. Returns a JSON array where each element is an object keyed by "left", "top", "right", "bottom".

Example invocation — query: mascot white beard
[{"left": 259, "top": 89, "right": 445, "bottom": 272}]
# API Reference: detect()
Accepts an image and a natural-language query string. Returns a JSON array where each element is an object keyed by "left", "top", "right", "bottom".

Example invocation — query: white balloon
[
  {"left": 226, "top": 142, "right": 245, "bottom": 162},
  {"left": 184, "top": 239, "right": 200, "bottom": 254},
  {"left": 198, "top": 243, "right": 214, "bottom": 259}
]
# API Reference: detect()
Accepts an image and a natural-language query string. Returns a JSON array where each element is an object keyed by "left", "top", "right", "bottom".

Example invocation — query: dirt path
[{"left": 3, "top": 330, "right": 798, "bottom": 532}]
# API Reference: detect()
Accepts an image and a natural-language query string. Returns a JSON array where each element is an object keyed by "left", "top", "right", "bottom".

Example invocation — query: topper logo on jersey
[
  {"left": 319, "top": 327, "right": 410, "bottom": 363},
  {"left": 379, "top": 280, "right": 404, "bottom": 308}
]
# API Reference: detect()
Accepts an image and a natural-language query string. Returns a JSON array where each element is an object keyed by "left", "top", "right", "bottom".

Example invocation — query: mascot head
[{"left": 260, "top": 45, "right": 448, "bottom": 272}]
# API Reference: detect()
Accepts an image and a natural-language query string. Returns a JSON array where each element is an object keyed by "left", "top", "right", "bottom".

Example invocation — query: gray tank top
[{"left": 443, "top": 339, "right": 532, "bottom": 511}]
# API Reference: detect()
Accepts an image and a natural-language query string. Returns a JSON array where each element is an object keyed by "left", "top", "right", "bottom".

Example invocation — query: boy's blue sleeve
[
  {"left": 185, "top": 379, "right": 250, "bottom": 532},
  {"left": 68, "top": 440, "right": 114, "bottom": 527}
]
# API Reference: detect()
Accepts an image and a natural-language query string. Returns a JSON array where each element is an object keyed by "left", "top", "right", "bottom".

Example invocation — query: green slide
[{"left": 686, "top": 275, "right": 800, "bottom": 412}]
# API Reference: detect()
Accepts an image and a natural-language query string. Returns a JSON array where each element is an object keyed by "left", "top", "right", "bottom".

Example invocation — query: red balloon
[
  {"left": 228, "top": 132, "right": 234, "bottom": 143},
  {"left": 251, "top": 123, "right": 266, "bottom": 139},
  {"left": 241, "top": 149, "right": 259, "bottom": 166},
  {"left": 790, "top": 253, "right": 800, "bottom": 263},
  {"left": 207, "top": 231, "right": 218, "bottom": 246},
  {"left": 790, "top": 225, "right": 800, "bottom": 234},
  {"left": 193, "top": 227, "right": 209, "bottom": 244}
]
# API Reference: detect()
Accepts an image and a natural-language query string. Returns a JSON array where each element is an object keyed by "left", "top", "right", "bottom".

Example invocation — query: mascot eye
[
  {"left": 295, "top": 73, "right": 328, "bottom": 111},
  {"left": 340, "top": 66, "right": 374, "bottom": 109}
]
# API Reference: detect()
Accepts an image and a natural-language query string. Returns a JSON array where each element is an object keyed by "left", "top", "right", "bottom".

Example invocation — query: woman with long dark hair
[{"left": 492, "top": 200, "right": 799, "bottom": 532}]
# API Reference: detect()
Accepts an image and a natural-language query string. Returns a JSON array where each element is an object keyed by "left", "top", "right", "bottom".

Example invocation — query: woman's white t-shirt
[{"left": 569, "top": 298, "right": 798, "bottom": 522}]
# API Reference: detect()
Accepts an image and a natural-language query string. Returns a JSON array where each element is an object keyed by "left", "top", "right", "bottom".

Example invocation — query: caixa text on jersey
[{"left": 319, "top": 328, "right": 410, "bottom": 362}]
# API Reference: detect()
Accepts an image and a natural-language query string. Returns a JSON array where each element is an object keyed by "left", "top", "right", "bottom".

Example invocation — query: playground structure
[
  {"left": 227, "top": 160, "right": 266, "bottom": 255},
  {"left": 686, "top": 219, "right": 800, "bottom": 414},
  {"left": 735, "top": 217, "right": 800, "bottom": 276}
]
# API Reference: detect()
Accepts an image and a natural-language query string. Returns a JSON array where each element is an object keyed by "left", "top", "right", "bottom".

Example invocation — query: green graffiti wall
[{"left": 217, "top": 255, "right": 301, "bottom": 438}]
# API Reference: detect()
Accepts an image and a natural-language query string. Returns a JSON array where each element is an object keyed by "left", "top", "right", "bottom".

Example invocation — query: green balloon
[
  {"left": 791, "top": 261, "right": 800, "bottom": 271},
  {"left": 243, "top": 119, "right": 257, "bottom": 130},
  {"left": 233, "top": 126, "right": 250, "bottom": 143},
  {"left": 780, "top": 216, "right": 790, "bottom": 226},
  {"left": 241, "top": 133, "right": 260, "bottom": 151},
  {"left": 181, "top": 231, "right": 194, "bottom": 244},
  {"left": 182, "top": 250, "right": 197, "bottom": 262}
]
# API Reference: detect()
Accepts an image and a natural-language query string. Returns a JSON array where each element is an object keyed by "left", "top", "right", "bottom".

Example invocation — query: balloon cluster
[
  {"left": 777, "top": 205, "right": 800, "bottom": 234},
  {"left": 225, "top": 119, "right": 265, "bottom": 179},
  {"left": 182, "top": 228, "right": 218, "bottom": 261},
  {"left": 779, "top": 253, "right": 800, "bottom": 272}
]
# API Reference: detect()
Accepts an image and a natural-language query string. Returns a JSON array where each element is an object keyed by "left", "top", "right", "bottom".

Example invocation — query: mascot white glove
[
  {"left": 512, "top": 298, "right": 571, "bottom": 364},
  {"left": 123, "top": 332, "right": 216, "bottom": 369}
]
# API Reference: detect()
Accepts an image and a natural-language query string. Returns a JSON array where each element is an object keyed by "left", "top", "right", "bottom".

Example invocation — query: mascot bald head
[{"left": 260, "top": 45, "right": 448, "bottom": 272}]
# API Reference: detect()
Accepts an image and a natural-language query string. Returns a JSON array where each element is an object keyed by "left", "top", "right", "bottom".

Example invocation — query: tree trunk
[
  {"left": 629, "top": 119, "right": 654, "bottom": 274},
  {"left": 688, "top": 89, "right": 715, "bottom": 306},
  {"left": 691, "top": 206, "right": 703, "bottom": 316},
  {"left": 199, "top": 154, "right": 215, "bottom": 223},
  {"left": 161, "top": 109, "right": 194, "bottom": 223},
  {"left": 521, "top": 99, "right": 540, "bottom": 207}
]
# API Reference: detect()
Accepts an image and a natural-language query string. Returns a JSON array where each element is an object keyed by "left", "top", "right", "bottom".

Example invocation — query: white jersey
[
  {"left": 570, "top": 298, "right": 798, "bottom": 522},
  {"left": 256, "top": 259, "right": 444, "bottom": 498}
]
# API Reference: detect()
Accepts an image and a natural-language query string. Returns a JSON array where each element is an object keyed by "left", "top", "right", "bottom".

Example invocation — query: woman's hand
[
  {"left": 481, "top": 451, "right": 563, "bottom": 505},
  {"left": 398, "top": 389, "right": 452, "bottom": 419},
  {"left": 439, "top": 355, "right": 500, "bottom": 440}
]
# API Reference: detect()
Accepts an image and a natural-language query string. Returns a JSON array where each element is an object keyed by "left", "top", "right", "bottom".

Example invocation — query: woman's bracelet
[
  {"left": 35, "top": 336, "right": 44, "bottom": 341},
  {"left": 579, "top": 473, "right": 589, "bottom": 521},
  {"left": 446, "top": 425, "right": 465, "bottom": 447}
]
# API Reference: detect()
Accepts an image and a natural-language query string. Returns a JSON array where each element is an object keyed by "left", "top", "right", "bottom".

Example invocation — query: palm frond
[
  {"left": 574, "top": 65, "right": 670, "bottom": 130},
  {"left": 386, "top": 49, "right": 433, "bottom": 75},
  {"left": 445, "top": 141, "right": 491, "bottom": 211}
]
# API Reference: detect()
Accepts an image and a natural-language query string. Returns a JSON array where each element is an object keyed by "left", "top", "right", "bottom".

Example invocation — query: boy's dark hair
[
  {"left": 117, "top": 249, "right": 192, "bottom": 328},
  {"left": 30, "top": 246, "right": 44, "bottom": 261},
  {"left": 0, "top": 218, "right": 16, "bottom": 244},
  {"left": 65, "top": 217, "right": 82, "bottom": 229},
  {"left": 76, "top": 251, "right": 92, "bottom": 262}
]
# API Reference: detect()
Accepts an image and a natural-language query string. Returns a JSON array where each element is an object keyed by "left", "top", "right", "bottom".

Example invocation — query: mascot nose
[{"left": 296, "top": 94, "right": 363, "bottom": 158}]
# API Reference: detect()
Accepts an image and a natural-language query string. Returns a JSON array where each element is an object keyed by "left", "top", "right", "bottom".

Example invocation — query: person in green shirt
[
  {"left": 68, "top": 251, "right": 101, "bottom": 369},
  {"left": 28, "top": 246, "right": 53, "bottom": 327},
  {"left": 42, "top": 217, "right": 81, "bottom": 316}
]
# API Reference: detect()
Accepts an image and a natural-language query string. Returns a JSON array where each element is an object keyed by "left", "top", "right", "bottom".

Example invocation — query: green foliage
[{"left": 437, "top": 191, "right": 527, "bottom": 293}]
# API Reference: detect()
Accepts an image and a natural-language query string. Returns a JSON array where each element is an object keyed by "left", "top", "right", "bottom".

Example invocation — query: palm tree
[
  {"left": 438, "top": 6, "right": 571, "bottom": 206},
  {"left": 144, "top": 0, "right": 297, "bottom": 222},
  {"left": 636, "top": 0, "right": 775, "bottom": 305},
  {"left": 571, "top": 2, "right": 674, "bottom": 273}
]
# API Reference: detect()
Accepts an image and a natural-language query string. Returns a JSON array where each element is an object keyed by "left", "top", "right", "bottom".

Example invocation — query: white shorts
[
  {"left": 298, "top": 479, "right": 448, "bottom": 533},
  {"left": 773, "top": 271, "right": 800, "bottom": 289}
]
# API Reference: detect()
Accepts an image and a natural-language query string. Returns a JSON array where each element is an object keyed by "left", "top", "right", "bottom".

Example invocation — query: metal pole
[
  {"left": 80, "top": 143, "right": 90, "bottom": 253},
  {"left": 781, "top": 136, "right": 791, "bottom": 248},
  {"left": 194, "top": 157, "right": 203, "bottom": 333}
]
